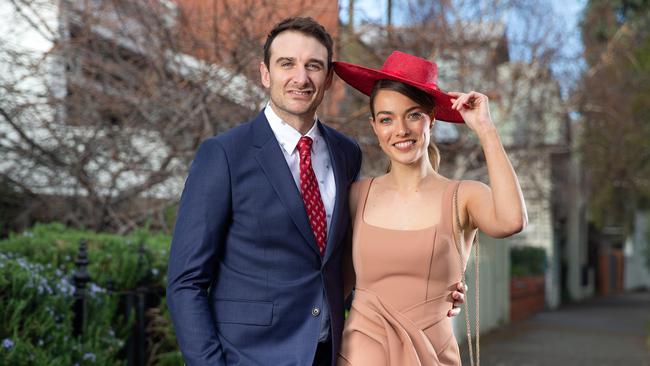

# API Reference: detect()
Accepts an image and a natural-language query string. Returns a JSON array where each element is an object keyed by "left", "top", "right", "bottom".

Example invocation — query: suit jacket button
[{"left": 311, "top": 307, "right": 321, "bottom": 317}]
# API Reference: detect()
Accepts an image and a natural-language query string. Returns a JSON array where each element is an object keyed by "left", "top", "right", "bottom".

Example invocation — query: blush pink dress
[{"left": 338, "top": 178, "right": 463, "bottom": 366}]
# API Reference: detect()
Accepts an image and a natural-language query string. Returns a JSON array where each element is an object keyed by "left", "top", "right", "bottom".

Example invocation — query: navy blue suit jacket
[{"left": 166, "top": 111, "right": 362, "bottom": 365}]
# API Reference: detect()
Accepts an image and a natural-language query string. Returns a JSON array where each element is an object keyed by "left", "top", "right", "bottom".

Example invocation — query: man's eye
[
  {"left": 307, "top": 63, "right": 321, "bottom": 71},
  {"left": 281, "top": 62, "right": 292, "bottom": 68}
]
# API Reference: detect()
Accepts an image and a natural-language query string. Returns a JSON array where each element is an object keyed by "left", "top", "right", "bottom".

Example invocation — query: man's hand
[{"left": 447, "top": 282, "right": 467, "bottom": 317}]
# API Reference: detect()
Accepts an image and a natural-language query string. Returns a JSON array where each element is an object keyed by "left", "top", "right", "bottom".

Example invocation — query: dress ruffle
[{"left": 338, "top": 288, "right": 456, "bottom": 366}]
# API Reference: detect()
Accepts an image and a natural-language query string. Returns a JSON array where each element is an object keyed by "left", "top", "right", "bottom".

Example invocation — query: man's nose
[{"left": 292, "top": 67, "right": 310, "bottom": 85}]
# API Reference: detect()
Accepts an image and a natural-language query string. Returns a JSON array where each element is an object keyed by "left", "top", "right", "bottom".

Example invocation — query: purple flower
[
  {"left": 82, "top": 352, "right": 96, "bottom": 362},
  {"left": 2, "top": 338, "right": 14, "bottom": 350}
]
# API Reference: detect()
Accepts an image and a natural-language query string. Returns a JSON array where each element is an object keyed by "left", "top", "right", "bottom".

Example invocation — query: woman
[{"left": 334, "top": 51, "right": 527, "bottom": 365}]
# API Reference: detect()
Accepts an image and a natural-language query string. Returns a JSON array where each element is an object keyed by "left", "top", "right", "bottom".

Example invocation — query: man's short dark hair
[{"left": 263, "top": 17, "right": 334, "bottom": 70}]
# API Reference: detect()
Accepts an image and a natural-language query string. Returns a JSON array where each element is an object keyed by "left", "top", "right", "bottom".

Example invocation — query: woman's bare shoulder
[
  {"left": 351, "top": 178, "right": 371, "bottom": 188},
  {"left": 350, "top": 178, "right": 372, "bottom": 202},
  {"left": 350, "top": 177, "right": 380, "bottom": 216},
  {"left": 457, "top": 179, "right": 490, "bottom": 200}
]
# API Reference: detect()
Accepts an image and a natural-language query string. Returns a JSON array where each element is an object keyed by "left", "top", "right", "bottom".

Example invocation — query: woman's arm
[
  {"left": 448, "top": 91, "right": 528, "bottom": 238},
  {"left": 343, "top": 180, "right": 363, "bottom": 299}
]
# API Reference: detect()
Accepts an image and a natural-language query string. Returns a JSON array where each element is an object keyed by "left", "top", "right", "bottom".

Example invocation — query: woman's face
[{"left": 370, "top": 89, "right": 434, "bottom": 167}]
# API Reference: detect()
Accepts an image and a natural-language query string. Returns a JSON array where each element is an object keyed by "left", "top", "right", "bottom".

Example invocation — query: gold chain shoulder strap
[{"left": 453, "top": 181, "right": 480, "bottom": 366}]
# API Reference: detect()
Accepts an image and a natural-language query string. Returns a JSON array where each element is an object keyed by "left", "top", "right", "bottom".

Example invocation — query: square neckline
[{"left": 360, "top": 177, "right": 450, "bottom": 232}]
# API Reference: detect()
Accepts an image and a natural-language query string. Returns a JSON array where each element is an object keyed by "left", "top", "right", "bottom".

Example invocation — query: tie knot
[{"left": 297, "top": 136, "right": 313, "bottom": 154}]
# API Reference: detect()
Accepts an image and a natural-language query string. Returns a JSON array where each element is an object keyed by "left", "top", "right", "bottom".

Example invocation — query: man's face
[{"left": 260, "top": 31, "right": 332, "bottom": 125}]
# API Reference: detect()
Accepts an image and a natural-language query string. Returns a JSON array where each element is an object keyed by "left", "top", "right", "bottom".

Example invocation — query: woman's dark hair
[
  {"left": 263, "top": 17, "right": 334, "bottom": 70},
  {"left": 369, "top": 79, "right": 440, "bottom": 172}
]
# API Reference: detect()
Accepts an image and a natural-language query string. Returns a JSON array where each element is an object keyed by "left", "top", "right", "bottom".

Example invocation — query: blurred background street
[{"left": 461, "top": 290, "right": 650, "bottom": 365}]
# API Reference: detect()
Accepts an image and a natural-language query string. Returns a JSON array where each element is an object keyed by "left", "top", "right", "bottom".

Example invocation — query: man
[{"left": 166, "top": 17, "right": 465, "bottom": 366}]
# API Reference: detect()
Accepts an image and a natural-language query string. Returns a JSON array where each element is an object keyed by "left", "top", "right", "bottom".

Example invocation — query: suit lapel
[
  {"left": 252, "top": 112, "right": 321, "bottom": 256},
  {"left": 319, "top": 122, "right": 346, "bottom": 265}
]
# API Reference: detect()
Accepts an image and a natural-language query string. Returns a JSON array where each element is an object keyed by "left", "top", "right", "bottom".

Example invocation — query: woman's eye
[
  {"left": 407, "top": 112, "right": 424, "bottom": 121},
  {"left": 380, "top": 118, "right": 392, "bottom": 124}
]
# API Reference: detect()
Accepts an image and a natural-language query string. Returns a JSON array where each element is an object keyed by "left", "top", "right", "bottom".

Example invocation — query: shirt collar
[{"left": 264, "top": 103, "right": 323, "bottom": 155}]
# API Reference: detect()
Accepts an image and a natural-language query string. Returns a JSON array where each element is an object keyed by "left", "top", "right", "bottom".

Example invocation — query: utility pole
[
  {"left": 348, "top": 0, "right": 355, "bottom": 31},
  {"left": 387, "top": 0, "right": 393, "bottom": 28},
  {"left": 387, "top": 0, "right": 393, "bottom": 45}
]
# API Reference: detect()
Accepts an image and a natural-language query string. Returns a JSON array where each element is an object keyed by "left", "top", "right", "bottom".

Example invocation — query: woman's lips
[{"left": 393, "top": 140, "right": 416, "bottom": 151}]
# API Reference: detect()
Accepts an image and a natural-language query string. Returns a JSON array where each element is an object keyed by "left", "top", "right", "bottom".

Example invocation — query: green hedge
[
  {"left": 510, "top": 246, "right": 547, "bottom": 277},
  {"left": 0, "top": 223, "right": 182, "bottom": 365}
]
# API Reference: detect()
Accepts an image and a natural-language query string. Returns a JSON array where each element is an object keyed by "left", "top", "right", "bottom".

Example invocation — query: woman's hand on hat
[{"left": 448, "top": 91, "right": 495, "bottom": 136}]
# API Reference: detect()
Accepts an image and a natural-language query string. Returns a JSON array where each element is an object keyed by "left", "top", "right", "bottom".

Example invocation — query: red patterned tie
[{"left": 297, "top": 136, "right": 327, "bottom": 256}]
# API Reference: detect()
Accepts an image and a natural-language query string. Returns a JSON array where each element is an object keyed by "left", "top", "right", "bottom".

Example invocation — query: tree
[
  {"left": 334, "top": 0, "right": 573, "bottom": 189},
  {"left": 578, "top": 0, "right": 650, "bottom": 228},
  {"left": 0, "top": 0, "right": 336, "bottom": 233}
]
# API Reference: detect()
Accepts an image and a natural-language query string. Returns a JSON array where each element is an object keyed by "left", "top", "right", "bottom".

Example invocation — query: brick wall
[
  {"left": 510, "top": 275, "right": 545, "bottom": 322},
  {"left": 172, "top": 0, "right": 342, "bottom": 116}
]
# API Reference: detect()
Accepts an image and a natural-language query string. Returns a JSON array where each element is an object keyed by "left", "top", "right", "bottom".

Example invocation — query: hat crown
[{"left": 380, "top": 51, "right": 439, "bottom": 89}]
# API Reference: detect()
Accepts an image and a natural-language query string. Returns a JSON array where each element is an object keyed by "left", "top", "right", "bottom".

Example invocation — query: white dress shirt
[{"left": 264, "top": 105, "right": 336, "bottom": 236}]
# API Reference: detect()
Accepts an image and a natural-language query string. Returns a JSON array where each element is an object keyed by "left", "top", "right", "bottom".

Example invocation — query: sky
[{"left": 339, "top": 0, "right": 588, "bottom": 95}]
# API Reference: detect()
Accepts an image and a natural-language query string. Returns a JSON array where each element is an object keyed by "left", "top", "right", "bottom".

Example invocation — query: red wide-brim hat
[{"left": 334, "top": 51, "right": 464, "bottom": 123}]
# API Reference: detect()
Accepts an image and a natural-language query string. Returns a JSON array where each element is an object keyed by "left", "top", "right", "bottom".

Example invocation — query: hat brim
[{"left": 333, "top": 61, "right": 464, "bottom": 124}]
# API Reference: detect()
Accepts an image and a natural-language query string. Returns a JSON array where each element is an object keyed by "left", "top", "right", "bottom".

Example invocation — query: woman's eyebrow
[
  {"left": 376, "top": 105, "right": 421, "bottom": 116},
  {"left": 404, "top": 106, "right": 422, "bottom": 113}
]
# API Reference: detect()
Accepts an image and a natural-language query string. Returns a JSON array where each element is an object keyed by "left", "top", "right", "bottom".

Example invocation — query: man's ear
[
  {"left": 260, "top": 61, "right": 271, "bottom": 89},
  {"left": 324, "top": 68, "right": 334, "bottom": 90}
]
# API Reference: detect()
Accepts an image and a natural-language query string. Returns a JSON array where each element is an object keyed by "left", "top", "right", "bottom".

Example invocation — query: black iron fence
[{"left": 71, "top": 239, "right": 164, "bottom": 366}]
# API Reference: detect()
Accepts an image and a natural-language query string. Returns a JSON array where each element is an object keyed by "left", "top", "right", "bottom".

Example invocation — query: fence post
[
  {"left": 106, "top": 276, "right": 114, "bottom": 295},
  {"left": 73, "top": 238, "right": 91, "bottom": 338},
  {"left": 135, "top": 241, "right": 148, "bottom": 366},
  {"left": 126, "top": 289, "right": 135, "bottom": 366},
  {"left": 127, "top": 241, "right": 151, "bottom": 366}
]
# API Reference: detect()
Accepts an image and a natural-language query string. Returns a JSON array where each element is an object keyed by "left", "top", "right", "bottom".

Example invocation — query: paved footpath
[{"left": 460, "top": 291, "right": 650, "bottom": 366}]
